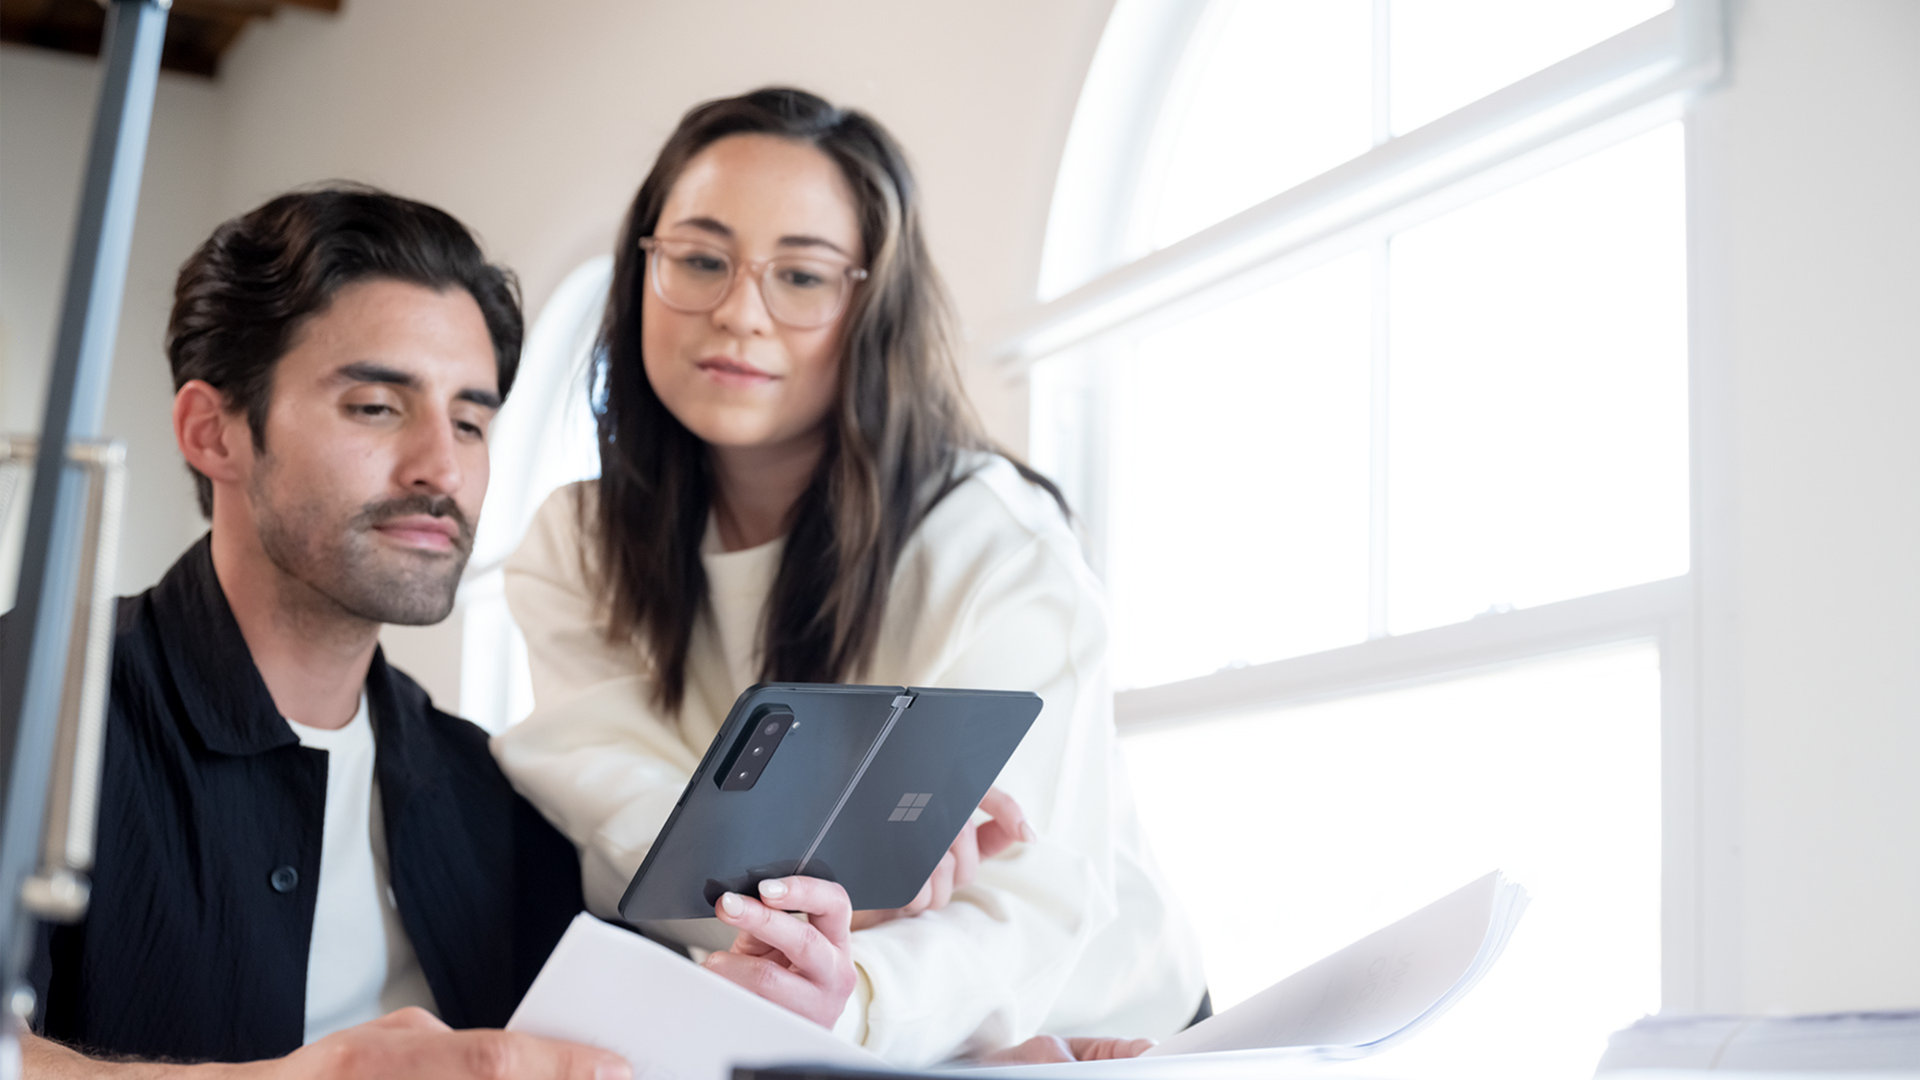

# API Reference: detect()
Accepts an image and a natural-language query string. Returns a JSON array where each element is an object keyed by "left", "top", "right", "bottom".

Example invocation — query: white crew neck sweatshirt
[{"left": 493, "top": 454, "right": 1206, "bottom": 1066}]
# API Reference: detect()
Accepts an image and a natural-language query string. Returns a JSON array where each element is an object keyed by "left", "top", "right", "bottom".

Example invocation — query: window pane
[
  {"left": 1141, "top": 0, "right": 1372, "bottom": 250},
  {"left": 1391, "top": 0, "right": 1672, "bottom": 134},
  {"left": 1123, "top": 643, "right": 1661, "bottom": 1080},
  {"left": 1387, "top": 124, "right": 1688, "bottom": 635},
  {"left": 1106, "top": 253, "right": 1371, "bottom": 689}
]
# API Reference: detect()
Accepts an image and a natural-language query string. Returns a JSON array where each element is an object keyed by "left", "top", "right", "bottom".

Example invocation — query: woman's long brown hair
[{"left": 591, "top": 87, "right": 1065, "bottom": 713}]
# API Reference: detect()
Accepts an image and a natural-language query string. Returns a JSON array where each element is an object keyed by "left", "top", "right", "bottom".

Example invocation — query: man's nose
[{"left": 399, "top": 412, "right": 462, "bottom": 495}]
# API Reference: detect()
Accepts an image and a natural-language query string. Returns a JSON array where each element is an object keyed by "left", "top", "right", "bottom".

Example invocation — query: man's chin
[{"left": 336, "top": 555, "right": 466, "bottom": 626}]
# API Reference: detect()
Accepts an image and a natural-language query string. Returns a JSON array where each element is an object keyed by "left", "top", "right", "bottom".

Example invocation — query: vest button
[{"left": 269, "top": 865, "right": 299, "bottom": 893}]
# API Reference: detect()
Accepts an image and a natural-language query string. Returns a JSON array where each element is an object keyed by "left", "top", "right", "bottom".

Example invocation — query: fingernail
[
  {"left": 596, "top": 1061, "right": 633, "bottom": 1080},
  {"left": 758, "top": 877, "right": 789, "bottom": 900},
  {"left": 720, "top": 892, "right": 744, "bottom": 916},
  {"left": 1020, "top": 822, "right": 1039, "bottom": 843}
]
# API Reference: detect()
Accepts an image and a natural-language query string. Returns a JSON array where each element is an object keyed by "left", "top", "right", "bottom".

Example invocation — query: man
[{"left": 7, "top": 186, "right": 630, "bottom": 1078}]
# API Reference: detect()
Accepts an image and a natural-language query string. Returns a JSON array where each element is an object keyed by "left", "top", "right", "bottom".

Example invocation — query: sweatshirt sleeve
[
  {"left": 846, "top": 530, "right": 1128, "bottom": 1066},
  {"left": 489, "top": 485, "right": 703, "bottom": 917}
]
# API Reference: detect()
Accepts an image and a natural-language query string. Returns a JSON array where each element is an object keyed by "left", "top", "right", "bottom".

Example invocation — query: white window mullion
[
  {"left": 1367, "top": 238, "right": 1391, "bottom": 640},
  {"left": 1115, "top": 575, "right": 1688, "bottom": 733}
]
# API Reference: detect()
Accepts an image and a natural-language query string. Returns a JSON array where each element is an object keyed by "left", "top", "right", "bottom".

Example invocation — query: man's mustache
[{"left": 353, "top": 494, "right": 475, "bottom": 553}]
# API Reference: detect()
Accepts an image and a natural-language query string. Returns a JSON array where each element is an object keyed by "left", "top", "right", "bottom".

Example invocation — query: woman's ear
[{"left": 173, "top": 380, "right": 251, "bottom": 490}]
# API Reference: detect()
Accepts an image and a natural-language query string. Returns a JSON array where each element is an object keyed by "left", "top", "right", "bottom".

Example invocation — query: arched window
[
  {"left": 457, "top": 255, "right": 608, "bottom": 733},
  {"left": 1024, "top": 3, "right": 1723, "bottom": 1077}
]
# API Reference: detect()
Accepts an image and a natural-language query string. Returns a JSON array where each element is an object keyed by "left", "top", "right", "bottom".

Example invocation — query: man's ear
[{"left": 173, "top": 380, "right": 251, "bottom": 489}]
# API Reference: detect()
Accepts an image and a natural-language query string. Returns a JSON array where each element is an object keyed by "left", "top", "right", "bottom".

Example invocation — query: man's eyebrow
[
  {"left": 331, "top": 361, "right": 501, "bottom": 411},
  {"left": 457, "top": 388, "right": 503, "bottom": 411},
  {"left": 332, "top": 361, "right": 419, "bottom": 391}
]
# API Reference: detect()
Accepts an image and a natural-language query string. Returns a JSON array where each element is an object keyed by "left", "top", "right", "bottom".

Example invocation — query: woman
[{"left": 492, "top": 87, "right": 1205, "bottom": 1066}]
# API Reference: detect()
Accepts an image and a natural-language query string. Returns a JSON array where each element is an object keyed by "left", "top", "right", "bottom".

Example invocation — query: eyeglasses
[{"left": 639, "top": 236, "right": 869, "bottom": 330}]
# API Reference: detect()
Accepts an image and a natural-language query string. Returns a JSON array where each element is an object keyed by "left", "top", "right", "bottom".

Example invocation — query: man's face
[{"left": 244, "top": 278, "right": 500, "bottom": 626}]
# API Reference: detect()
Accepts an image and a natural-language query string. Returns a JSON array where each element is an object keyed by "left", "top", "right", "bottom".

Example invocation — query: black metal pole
[{"left": 0, "top": 0, "right": 169, "bottom": 1026}]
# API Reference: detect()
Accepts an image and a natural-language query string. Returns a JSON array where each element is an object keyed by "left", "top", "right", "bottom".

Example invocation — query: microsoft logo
[{"left": 889, "top": 793, "right": 932, "bottom": 822}]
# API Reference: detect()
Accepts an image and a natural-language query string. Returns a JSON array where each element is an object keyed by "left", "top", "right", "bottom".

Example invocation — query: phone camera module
[{"left": 720, "top": 705, "right": 796, "bottom": 791}]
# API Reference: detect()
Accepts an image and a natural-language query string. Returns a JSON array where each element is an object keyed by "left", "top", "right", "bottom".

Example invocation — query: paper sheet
[
  {"left": 510, "top": 872, "right": 1527, "bottom": 1080},
  {"left": 508, "top": 914, "right": 887, "bottom": 1080},
  {"left": 1145, "top": 870, "right": 1526, "bottom": 1058}
]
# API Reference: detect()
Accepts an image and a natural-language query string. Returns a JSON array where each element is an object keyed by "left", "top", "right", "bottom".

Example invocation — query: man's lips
[
  {"left": 372, "top": 515, "right": 463, "bottom": 553},
  {"left": 696, "top": 356, "right": 777, "bottom": 385}
]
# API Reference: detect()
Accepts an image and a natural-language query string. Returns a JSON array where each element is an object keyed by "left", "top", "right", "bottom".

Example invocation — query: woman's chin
[{"left": 680, "top": 413, "right": 816, "bottom": 458}]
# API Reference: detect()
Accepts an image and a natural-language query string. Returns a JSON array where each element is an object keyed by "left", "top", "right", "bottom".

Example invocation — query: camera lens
[
  {"left": 737, "top": 770, "right": 749, "bottom": 780},
  {"left": 750, "top": 746, "right": 764, "bottom": 756},
  {"left": 763, "top": 720, "right": 784, "bottom": 736}
]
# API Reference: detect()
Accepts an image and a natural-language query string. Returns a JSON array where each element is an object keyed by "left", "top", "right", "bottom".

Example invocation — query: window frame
[{"left": 1019, "top": 0, "right": 1726, "bottom": 1014}]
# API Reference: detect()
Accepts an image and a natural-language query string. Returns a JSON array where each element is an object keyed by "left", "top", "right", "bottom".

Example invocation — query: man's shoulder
[{"left": 375, "top": 658, "right": 492, "bottom": 753}]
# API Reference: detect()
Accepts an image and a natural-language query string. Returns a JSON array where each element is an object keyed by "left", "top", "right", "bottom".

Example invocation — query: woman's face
[{"left": 641, "top": 133, "right": 865, "bottom": 456}]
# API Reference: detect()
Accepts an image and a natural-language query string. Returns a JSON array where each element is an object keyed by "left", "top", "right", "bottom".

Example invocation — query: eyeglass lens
[{"left": 651, "top": 241, "right": 852, "bottom": 328}]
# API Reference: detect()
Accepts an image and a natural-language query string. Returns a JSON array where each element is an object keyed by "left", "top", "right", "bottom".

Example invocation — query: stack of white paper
[
  {"left": 508, "top": 871, "right": 1527, "bottom": 1080},
  {"left": 1594, "top": 1011, "right": 1920, "bottom": 1073}
]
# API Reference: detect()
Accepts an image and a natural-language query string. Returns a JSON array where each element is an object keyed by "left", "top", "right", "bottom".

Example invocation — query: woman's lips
[{"left": 697, "top": 356, "right": 777, "bottom": 387}]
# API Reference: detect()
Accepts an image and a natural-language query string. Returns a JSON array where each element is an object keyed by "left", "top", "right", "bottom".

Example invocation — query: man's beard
[{"left": 251, "top": 467, "right": 475, "bottom": 627}]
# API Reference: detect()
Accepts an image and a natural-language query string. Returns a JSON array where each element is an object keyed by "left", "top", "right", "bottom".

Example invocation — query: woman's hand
[
  {"left": 704, "top": 876, "right": 857, "bottom": 1028},
  {"left": 849, "top": 786, "right": 1035, "bottom": 931}
]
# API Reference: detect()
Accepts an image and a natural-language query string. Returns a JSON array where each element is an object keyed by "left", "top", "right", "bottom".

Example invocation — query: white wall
[
  {"left": 3, "top": 0, "right": 1917, "bottom": 1020},
  {"left": 1688, "top": 0, "right": 1920, "bottom": 1013},
  {"left": 211, "top": 0, "right": 1108, "bottom": 440},
  {"left": 0, "top": 45, "right": 227, "bottom": 601}
]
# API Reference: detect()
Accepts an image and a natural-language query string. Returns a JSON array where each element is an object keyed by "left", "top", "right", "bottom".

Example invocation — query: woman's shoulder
[
  {"left": 506, "top": 479, "right": 599, "bottom": 583},
  {"left": 911, "top": 452, "right": 1086, "bottom": 584},
  {"left": 929, "top": 451, "right": 1072, "bottom": 535}
]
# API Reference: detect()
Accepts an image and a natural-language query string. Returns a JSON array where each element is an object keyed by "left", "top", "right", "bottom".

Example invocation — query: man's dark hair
[{"left": 167, "top": 183, "right": 523, "bottom": 517}]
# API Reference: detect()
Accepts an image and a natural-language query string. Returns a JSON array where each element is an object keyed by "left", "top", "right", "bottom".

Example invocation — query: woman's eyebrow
[
  {"left": 668, "top": 216, "right": 852, "bottom": 259},
  {"left": 777, "top": 234, "right": 852, "bottom": 258},
  {"left": 671, "top": 216, "right": 733, "bottom": 239}
]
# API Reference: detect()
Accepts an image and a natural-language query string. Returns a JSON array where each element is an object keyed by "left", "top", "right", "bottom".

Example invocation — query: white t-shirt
[{"left": 286, "top": 694, "right": 437, "bottom": 1043}]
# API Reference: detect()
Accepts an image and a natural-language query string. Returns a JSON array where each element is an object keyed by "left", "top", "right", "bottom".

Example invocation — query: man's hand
[
  {"left": 979, "top": 1035, "right": 1157, "bottom": 1064},
  {"left": 19, "top": 1011, "right": 631, "bottom": 1079},
  {"left": 704, "top": 876, "right": 857, "bottom": 1028},
  {"left": 849, "top": 786, "right": 1035, "bottom": 931},
  {"left": 272, "top": 1009, "right": 630, "bottom": 1080}
]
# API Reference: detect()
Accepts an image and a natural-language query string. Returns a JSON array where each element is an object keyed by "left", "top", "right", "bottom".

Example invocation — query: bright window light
[
  {"left": 1123, "top": 642, "right": 1662, "bottom": 1080},
  {"left": 1386, "top": 124, "right": 1690, "bottom": 635},
  {"left": 1141, "top": 0, "right": 1373, "bottom": 250},
  {"left": 1391, "top": 0, "right": 1674, "bottom": 134},
  {"left": 1105, "top": 252, "right": 1373, "bottom": 689}
]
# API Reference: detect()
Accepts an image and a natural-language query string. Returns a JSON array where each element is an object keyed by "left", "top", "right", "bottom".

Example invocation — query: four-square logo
[{"left": 889, "top": 792, "right": 932, "bottom": 821}]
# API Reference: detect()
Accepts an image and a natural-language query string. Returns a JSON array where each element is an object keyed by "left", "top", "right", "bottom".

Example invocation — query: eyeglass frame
[{"left": 638, "top": 235, "right": 870, "bottom": 329}]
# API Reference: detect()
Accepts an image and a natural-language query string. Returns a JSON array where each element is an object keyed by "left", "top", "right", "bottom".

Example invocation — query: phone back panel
[
  {"left": 619, "top": 684, "right": 902, "bottom": 922},
  {"left": 804, "top": 687, "right": 1042, "bottom": 910}
]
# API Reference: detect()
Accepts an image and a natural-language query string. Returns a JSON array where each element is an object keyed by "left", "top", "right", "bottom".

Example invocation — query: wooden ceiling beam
[
  {"left": 1, "top": 0, "right": 340, "bottom": 76},
  {"left": 0, "top": 0, "right": 59, "bottom": 26},
  {"left": 170, "top": 0, "right": 278, "bottom": 18}
]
